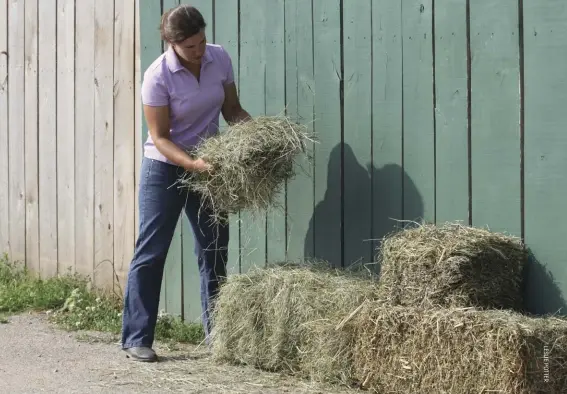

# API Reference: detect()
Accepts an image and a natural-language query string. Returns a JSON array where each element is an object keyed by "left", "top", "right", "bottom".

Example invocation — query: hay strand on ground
[
  {"left": 353, "top": 304, "right": 567, "bottom": 394},
  {"left": 377, "top": 222, "right": 527, "bottom": 310},
  {"left": 210, "top": 262, "right": 380, "bottom": 385},
  {"left": 179, "top": 115, "right": 315, "bottom": 223}
]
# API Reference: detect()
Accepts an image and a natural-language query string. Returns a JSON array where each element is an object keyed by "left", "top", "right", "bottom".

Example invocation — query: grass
[{"left": 0, "top": 254, "right": 205, "bottom": 345}]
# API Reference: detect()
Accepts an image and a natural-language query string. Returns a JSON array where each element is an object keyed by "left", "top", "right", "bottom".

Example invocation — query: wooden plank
[
  {"left": 343, "top": 0, "right": 372, "bottom": 267},
  {"left": 24, "top": 0, "right": 39, "bottom": 275},
  {"left": 114, "top": 0, "right": 136, "bottom": 294},
  {"left": 57, "top": 0, "right": 75, "bottom": 275},
  {"left": 138, "top": 0, "right": 164, "bottom": 308},
  {"left": 166, "top": 216, "right": 183, "bottom": 316},
  {"left": 158, "top": 0, "right": 183, "bottom": 317},
  {"left": 93, "top": 0, "right": 115, "bottom": 290},
  {"left": 182, "top": 210, "right": 200, "bottom": 322},
  {"left": 402, "top": 0, "right": 435, "bottom": 224},
  {"left": 238, "top": 0, "right": 268, "bottom": 272},
  {"left": 213, "top": 0, "right": 240, "bottom": 276},
  {"left": 470, "top": 0, "right": 521, "bottom": 235},
  {"left": 134, "top": 0, "right": 141, "bottom": 242},
  {"left": 74, "top": 0, "right": 95, "bottom": 277},
  {"left": 264, "top": 0, "right": 286, "bottom": 264},
  {"left": 310, "top": 0, "right": 342, "bottom": 268},
  {"left": 523, "top": 1, "right": 567, "bottom": 315},
  {"left": 185, "top": 0, "right": 212, "bottom": 40},
  {"left": 54, "top": 1, "right": 74, "bottom": 275},
  {"left": 0, "top": 0, "right": 8, "bottom": 255},
  {"left": 284, "top": 0, "right": 315, "bottom": 262},
  {"left": 434, "top": 0, "right": 468, "bottom": 224},
  {"left": 8, "top": 0, "right": 26, "bottom": 264},
  {"left": 371, "top": 0, "right": 404, "bottom": 259},
  {"left": 38, "top": 0, "right": 58, "bottom": 278},
  {"left": 178, "top": 0, "right": 212, "bottom": 322},
  {"left": 140, "top": 0, "right": 162, "bottom": 144}
]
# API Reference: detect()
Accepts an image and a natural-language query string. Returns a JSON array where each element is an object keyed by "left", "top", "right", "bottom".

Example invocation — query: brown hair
[{"left": 160, "top": 4, "right": 206, "bottom": 44}]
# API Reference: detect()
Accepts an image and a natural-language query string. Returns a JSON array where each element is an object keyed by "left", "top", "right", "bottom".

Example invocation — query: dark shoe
[{"left": 123, "top": 346, "right": 158, "bottom": 362}]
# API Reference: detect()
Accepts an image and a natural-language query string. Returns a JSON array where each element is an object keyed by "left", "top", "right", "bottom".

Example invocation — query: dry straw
[
  {"left": 210, "top": 261, "right": 381, "bottom": 386},
  {"left": 179, "top": 115, "right": 315, "bottom": 223},
  {"left": 377, "top": 222, "right": 527, "bottom": 310},
  {"left": 353, "top": 304, "right": 567, "bottom": 394},
  {"left": 210, "top": 223, "right": 564, "bottom": 392}
]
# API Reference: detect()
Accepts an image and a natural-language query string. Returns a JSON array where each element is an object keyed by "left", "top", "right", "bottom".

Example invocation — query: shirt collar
[{"left": 165, "top": 45, "right": 213, "bottom": 73}]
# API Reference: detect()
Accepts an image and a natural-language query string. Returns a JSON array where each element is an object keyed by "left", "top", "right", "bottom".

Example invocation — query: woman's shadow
[
  {"left": 302, "top": 143, "right": 566, "bottom": 316},
  {"left": 304, "top": 143, "right": 424, "bottom": 273}
]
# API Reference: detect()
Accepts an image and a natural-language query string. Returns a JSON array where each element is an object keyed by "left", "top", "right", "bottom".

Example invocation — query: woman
[{"left": 121, "top": 4, "right": 250, "bottom": 362}]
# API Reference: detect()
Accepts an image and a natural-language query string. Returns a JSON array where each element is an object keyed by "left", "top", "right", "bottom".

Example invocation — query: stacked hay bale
[
  {"left": 376, "top": 222, "right": 526, "bottom": 310},
  {"left": 195, "top": 117, "right": 566, "bottom": 392},
  {"left": 353, "top": 222, "right": 567, "bottom": 393},
  {"left": 353, "top": 306, "right": 566, "bottom": 393},
  {"left": 211, "top": 221, "right": 567, "bottom": 393},
  {"left": 211, "top": 262, "right": 380, "bottom": 385}
]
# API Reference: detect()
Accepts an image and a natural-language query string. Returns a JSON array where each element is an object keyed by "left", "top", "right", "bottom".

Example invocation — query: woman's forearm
[
  {"left": 154, "top": 137, "right": 199, "bottom": 171},
  {"left": 226, "top": 108, "right": 251, "bottom": 125}
]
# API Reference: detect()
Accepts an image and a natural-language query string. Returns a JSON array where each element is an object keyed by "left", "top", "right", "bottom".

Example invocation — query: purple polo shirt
[{"left": 141, "top": 43, "right": 234, "bottom": 163}]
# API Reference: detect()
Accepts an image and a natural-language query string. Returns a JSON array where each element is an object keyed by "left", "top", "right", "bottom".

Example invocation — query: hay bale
[
  {"left": 179, "top": 116, "right": 314, "bottom": 223},
  {"left": 377, "top": 222, "right": 527, "bottom": 310},
  {"left": 210, "top": 262, "right": 380, "bottom": 385},
  {"left": 353, "top": 304, "right": 567, "bottom": 393}
]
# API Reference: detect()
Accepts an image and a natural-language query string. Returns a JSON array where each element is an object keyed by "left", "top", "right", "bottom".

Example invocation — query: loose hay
[
  {"left": 377, "top": 222, "right": 527, "bottom": 310},
  {"left": 353, "top": 304, "right": 567, "bottom": 394},
  {"left": 210, "top": 262, "right": 381, "bottom": 385},
  {"left": 179, "top": 116, "right": 315, "bottom": 223}
]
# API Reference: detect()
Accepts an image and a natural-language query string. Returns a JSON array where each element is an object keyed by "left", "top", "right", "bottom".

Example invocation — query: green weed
[{"left": 0, "top": 255, "right": 204, "bottom": 345}]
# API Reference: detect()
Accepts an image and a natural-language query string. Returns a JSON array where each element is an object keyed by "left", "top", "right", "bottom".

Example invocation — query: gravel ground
[{"left": 0, "top": 313, "right": 358, "bottom": 394}]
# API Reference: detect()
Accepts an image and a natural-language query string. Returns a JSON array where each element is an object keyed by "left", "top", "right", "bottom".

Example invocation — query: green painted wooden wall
[{"left": 139, "top": 0, "right": 567, "bottom": 322}]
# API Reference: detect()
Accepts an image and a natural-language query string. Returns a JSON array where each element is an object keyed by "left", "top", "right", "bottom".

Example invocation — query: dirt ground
[{"left": 0, "top": 313, "right": 359, "bottom": 394}]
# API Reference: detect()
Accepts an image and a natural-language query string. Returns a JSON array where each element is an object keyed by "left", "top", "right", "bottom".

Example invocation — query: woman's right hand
[{"left": 189, "top": 158, "right": 213, "bottom": 173}]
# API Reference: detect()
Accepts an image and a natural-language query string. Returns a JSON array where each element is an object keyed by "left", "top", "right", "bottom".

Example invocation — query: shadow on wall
[
  {"left": 303, "top": 143, "right": 424, "bottom": 272},
  {"left": 301, "top": 145, "right": 566, "bottom": 316},
  {"left": 523, "top": 250, "right": 567, "bottom": 316}
]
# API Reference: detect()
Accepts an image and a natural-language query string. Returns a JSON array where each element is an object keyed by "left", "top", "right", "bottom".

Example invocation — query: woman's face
[{"left": 173, "top": 29, "right": 206, "bottom": 65}]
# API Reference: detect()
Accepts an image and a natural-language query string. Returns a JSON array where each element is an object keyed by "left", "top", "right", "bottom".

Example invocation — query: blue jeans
[{"left": 121, "top": 157, "right": 229, "bottom": 349}]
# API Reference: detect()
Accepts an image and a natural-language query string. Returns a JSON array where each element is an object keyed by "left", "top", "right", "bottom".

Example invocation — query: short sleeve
[
  {"left": 221, "top": 47, "right": 235, "bottom": 86},
  {"left": 141, "top": 70, "right": 169, "bottom": 107}
]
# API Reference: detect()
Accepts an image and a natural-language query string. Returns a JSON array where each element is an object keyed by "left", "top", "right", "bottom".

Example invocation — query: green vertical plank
[
  {"left": 139, "top": 0, "right": 167, "bottom": 312},
  {"left": 178, "top": 0, "right": 213, "bottom": 323},
  {"left": 343, "top": 1, "right": 372, "bottom": 267},
  {"left": 162, "top": 0, "right": 178, "bottom": 12},
  {"left": 186, "top": 0, "right": 213, "bottom": 40},
  {"left": 284, "top": 0, "right": 315, "bottom": 262},
  {"left": 140, "top": 0, "right": 162, "bottom": 143},
  {"left": 434, "top": 0, "right": 468, "bottom": 224},
  {"left": 524, "top": 1, "right": 567, "bottom": 315},
  {"left": 176, "top": 0, "right": 209, "bottom": 323},
  {"left": 371, "top": 0, "right": 404, "bottom": 261},
  {"left": 310, "top": 0, "right": 342, "bottom": 268},
  {"left": 470, "top": 0, "right": 521, "bottom": 235},
  {"left": 239, "top": 0, "right": 268, "bottom": 272},
  {"left": 402, "top": 0, "right": 435, "bottom": 224},
  {"left": 264, "top": 0, "right": 286, "bottom": 264},
  {"left": 214, "top": 0, "right": 241, "bottom": 277},
  {"left": 161, "top": 0, "right": 183, "bottom": 317}
]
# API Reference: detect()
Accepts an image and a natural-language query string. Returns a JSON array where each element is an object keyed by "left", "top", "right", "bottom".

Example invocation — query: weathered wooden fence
[
  {"left": 1, "top": 0, "right": 566, "bottom": 323},
  {"left": 0, "top": 0, "right": 139, "bottom": 291},
  {"left": 139, "top": 0, "right": 567, "bottom": 321}
]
